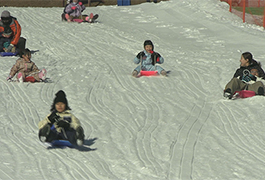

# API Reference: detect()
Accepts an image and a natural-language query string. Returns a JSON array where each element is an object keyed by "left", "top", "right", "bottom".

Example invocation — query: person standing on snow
[
  {"left": 132, "top": 40, "right": 167, "bottom": 77},
  {"left": 224, "top": 52, "right": 265, "bottom": 99},
  {"left": 0, "top": 10, "right": 26, "bottom": 56}
]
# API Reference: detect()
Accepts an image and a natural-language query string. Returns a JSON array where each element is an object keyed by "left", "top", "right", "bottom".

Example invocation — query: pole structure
[{"left": 242, "top": 0, "right": 246, "bottom": 23}]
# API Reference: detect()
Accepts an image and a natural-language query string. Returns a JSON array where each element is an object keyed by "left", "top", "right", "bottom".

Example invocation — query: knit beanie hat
[
  {"left": 1, "top": 10, "right": 10, "bottom": 18},
  {"left": 53, "top": 90, "right": 68, "bottom": 105},
  {"left": 144, "top": 40, "right": 154, "bottom": 50}
]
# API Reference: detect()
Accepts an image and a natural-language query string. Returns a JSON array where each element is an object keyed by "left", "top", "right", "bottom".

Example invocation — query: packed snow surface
[{"left": 1, "top": 0, "right": 265, "bottom": 179}]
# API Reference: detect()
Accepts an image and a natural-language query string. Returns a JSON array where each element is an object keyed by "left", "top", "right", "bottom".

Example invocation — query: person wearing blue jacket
[{"left": 132, "top": 40, "right": 166, "bottom": 77}]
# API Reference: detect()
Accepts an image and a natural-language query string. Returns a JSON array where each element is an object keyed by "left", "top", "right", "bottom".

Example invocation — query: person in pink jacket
[
  {"left": 6, "top": 48, "right": 46, "bottom": 82},
  {"left": 38, "top": 90, "right": 85, "bottom": 146}
]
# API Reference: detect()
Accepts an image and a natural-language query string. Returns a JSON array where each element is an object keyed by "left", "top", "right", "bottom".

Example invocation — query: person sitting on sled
[
  {"left": 38, "top": 90, "right": 85, "bottom": 146},
  {"left": 62, "top": 0, "right": 98, "bottom": 23},
  {"left": 0, "top": 10, "right": 26, "bottom": 56},
  {"left": 132, "top": 40, "right": 167, "bottom": 77},
  {"left": 224, "top": 52, "right": 265, "bottom": 99},
  {"left": 0, "top": 26, "right": 15, "bottom": 52},
  {"left": 6, "top": 48, "right": 46, "bottom": 82}
]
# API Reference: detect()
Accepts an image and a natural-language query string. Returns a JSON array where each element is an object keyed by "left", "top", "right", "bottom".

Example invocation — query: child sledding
[
  {"left": 132, "top": 40, "right": 167, "bottom": 77},
  {"left": 62, "top": 0, "right": 99, "bottom": 23},
  {"left": 38, "top": 90, "right": 85, "bottom": 147},
  {"left": 0, "top": 26, "right": 16, "bottom": 53},
  {"left": 6, "top": 48, "right": 47, "bottom": 83}
]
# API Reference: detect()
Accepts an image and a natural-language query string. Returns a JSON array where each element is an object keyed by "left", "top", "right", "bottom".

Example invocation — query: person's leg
[
  {"left": 155, "top": 65, "right": 166, "bottom": 76},
  {"left": 39, "top": 124, "right": 60, "bottom": 142},
  {"left": 224, "top": 78, "right": 246, "bottom": 98},
  {"left": 64, "top": 127, "right": 85, "bottom": 146},
  {"left": 248, "top": 81, "right": 265, "bottom": 95},
  {"left": 225, "top": 78, "right": 246, "bottom": 94}
]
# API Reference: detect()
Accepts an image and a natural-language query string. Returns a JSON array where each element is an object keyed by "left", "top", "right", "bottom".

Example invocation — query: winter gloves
[
  {"left": 5, "top": 44, "right": 14, "bottom": 52},
  {"left": 136, "top": 51, "right": 145, "bottom": 59},
  {"left": 57, "top": 120, "right": 70, "bottom": 129},
  {"left": 48, "top": 111, "right": 70, "bottom": 129},
  {"left": 48, "top": 111, "right": 60, "bottom": 124}
]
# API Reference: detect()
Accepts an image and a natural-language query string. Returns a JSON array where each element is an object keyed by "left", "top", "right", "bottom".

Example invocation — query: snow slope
[{"left": 1, "top": 0, "right": 265, "bottom": 179}]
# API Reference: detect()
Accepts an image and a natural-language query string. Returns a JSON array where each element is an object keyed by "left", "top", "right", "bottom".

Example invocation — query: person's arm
[
  {"left": 9, "top": 59, "right": 21, "bottom": 77},
  {"left": 10, "top": 20, "right": 21, "bottom": 46}
]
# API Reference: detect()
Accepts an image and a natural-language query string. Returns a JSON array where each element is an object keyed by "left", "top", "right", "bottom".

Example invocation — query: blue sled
[
  {"left": 0, "top": 52, "right": 18, "bottom": 57},
  {"left": 50, "top": 140, "right": 74, "bottom": 147}
]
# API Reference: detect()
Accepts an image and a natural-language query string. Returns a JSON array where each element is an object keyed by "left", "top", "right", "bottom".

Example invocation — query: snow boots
[
  {"left": 132, "top": 70, "right": 138, "bottom": 77},
  {"left": 160, "top": 70, "right": 167, "bottom": 76},
  {"left": 224, "top": 88, "right": 232, "bottom": 99}
]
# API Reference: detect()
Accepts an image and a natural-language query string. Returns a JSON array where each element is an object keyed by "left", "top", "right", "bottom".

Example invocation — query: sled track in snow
[
  {"left": 2, "top": 2, "right": 265, "bottom": 179},
  {"left": 218, "top": 102, "right": 265, "bottom": 163},
  {"left": 166, "top": 98, "right": 214, "bottom": 180},
  {"left": 0, "top": 6, "right": 217, "bottom": 179}
]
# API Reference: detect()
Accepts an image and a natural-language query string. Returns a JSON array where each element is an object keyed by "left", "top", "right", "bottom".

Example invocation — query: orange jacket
[{"left": 0, "top": 18, "right": 21, "bottom": 46}]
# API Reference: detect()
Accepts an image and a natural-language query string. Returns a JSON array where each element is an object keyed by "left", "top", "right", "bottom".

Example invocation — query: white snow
[{"left": 1, "top": 0, "right": 265, "bottom": 179}]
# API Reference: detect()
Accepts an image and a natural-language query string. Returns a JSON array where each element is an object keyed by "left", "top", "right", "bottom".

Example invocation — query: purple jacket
[{"left": 65, "top": 3, "right": 86, "bottom": 17}]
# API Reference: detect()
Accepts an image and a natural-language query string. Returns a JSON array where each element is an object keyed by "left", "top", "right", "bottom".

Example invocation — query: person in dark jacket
[
  {"left": 0, "top": 26, "right": 14, "bottom": 52},
  {"left": 0, "top": 10, "right": 26, "bottom": 56},
  {"left": 224, "top": 52, "right": 265, "bottom": 99}
]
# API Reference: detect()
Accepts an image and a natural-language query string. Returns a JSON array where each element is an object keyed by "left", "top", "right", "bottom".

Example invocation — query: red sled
[
  {"left": 140, "top": 70, "right": 158, "bottom": 76},
  {"left": 73, "top": 19, "right": 83, "bottom": 23},
  {"left": 234, "top": 90, "right": 256, "bottom": 98},
  {"left": 25, "top": 76, "right": 36, "bottom": 83}
]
